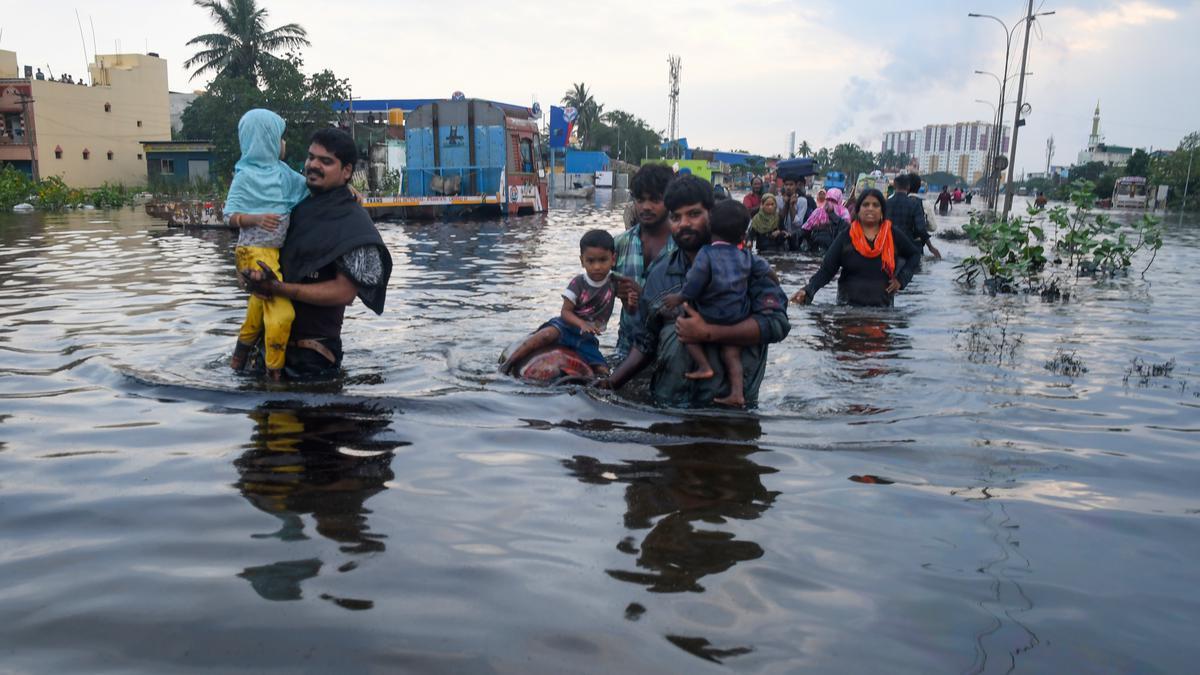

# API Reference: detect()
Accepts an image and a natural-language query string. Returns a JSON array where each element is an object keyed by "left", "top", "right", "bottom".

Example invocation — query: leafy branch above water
[{"left": 956, "top": 181, "right": 1163, "bottom": 296}]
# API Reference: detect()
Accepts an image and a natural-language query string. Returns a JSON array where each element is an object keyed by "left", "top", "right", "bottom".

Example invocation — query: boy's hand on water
[{"left": 885, "top": 278, "right": 901, "bottom": 294}]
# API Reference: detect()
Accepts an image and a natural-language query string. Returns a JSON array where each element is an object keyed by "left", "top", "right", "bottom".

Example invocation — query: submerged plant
[
  {"left": 1123, "top": 357, "right": 1176, "bottom": 386},
  {"left": 1044, "top": 349, "right": 1088, "bottom": 377},
  {"left": 956, "top": 180, "right": 1163, "bottom": 295}
]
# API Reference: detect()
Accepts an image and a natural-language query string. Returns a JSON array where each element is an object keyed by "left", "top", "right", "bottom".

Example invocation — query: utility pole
[
  {"left": 1046, "top": 135, "right": 1055, "bottom": 174},
  {"left": 667, "top": 55, "right": 681, "bottom": 159},
  {"left": 17, "top": 90, "right": 38, "bottom": 181},
  {"left": 1180, "top": 143, "right": 1194, "bottom": 225},
  {"left": 1003, "top": 1, "right": 1055, "bottom": 217},
  {"left": 347, "top": 84, "right": 356, "bottom": 142}
]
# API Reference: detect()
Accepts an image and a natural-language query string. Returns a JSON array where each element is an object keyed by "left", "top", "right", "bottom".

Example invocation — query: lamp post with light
[{"left": 969, "top": 6, "right": 1053, "bottom": 215}]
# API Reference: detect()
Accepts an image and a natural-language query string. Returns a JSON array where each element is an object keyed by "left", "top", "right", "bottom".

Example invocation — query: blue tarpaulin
[{"left": 564, "top": 151, "right": 611, "bottom": 174}]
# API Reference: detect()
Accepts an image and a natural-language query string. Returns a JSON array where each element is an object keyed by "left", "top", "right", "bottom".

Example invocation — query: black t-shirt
[{"left": 803, "top": 227, "right": 922, "bottom": 306}]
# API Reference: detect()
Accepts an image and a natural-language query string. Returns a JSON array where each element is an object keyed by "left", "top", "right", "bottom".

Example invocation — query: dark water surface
[{"left": 1, "top": 203, "right": 1198, "bottom": 673}]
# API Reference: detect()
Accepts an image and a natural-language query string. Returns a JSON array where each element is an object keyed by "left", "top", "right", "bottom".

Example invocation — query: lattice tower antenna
[{"left": 667, "top": 55, "right": 681, "bottom": 158}]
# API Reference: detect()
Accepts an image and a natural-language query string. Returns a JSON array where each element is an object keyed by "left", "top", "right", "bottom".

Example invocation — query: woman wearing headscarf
[
  {"left": 747, "top": 192, "right": 782, "bottom": 251},
  {"left": 790, "top": 188, "right": 921, "bottom": 307},
  {"left": 800, "top": 187, "right": 850, "bottom": 252}
]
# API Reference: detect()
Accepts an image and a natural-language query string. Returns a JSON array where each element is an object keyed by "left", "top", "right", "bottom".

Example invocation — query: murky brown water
[{"left": 1, "top": 201, "right": 1198, "bottom": 673}]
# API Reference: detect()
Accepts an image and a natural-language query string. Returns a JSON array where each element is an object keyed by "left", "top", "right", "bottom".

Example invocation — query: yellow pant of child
[{"left": 236, "top": 246, "right": 294, "bottom": 371}]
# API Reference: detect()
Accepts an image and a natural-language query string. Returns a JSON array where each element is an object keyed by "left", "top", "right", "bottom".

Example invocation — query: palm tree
[
  {"left": 797, "top": 140, "right": 813, "bottom": 158},
  {"left": 185, "top": 0, "right": 310, "bottom": 85},
  {"left": 561, "top": 82, "right": 604, "bottom": 150}
]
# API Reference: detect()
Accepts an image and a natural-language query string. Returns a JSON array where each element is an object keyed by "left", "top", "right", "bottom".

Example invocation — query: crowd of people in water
[
  {"left": 220, "top": 107, "right": 950, "bottom": 408},
  {"left": 500, "top": 162, "right": 952, "bottom": 407}
]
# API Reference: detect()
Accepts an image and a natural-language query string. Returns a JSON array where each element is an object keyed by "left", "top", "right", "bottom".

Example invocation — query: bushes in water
[
  {"left": 0, "top": 164, "right": 34, "bottom": 209},
  {"left": 956, "top": 180, "right": 1163, "bottom": 295},
  {"left": 0, "top": 165, "right": 141, "bottom": 211}
]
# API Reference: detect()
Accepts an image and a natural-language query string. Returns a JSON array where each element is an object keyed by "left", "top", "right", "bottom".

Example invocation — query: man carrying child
[
  {"left": 602, "top": 175, "right": 791, "bottom": 408},
  {"left": 662, "top": 200, "right": 775, "bottom": 407}
]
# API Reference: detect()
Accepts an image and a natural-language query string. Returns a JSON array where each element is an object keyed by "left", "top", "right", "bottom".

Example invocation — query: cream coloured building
[{"left": 0, "top": 49, "right": 170, "bottom": 187}]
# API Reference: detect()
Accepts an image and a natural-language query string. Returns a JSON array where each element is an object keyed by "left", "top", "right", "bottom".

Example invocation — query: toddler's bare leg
[
  {"left": 500, "top": 326, "right": 561, "bottom": 375},
  {"left": 713, "top": 344, "right": 746, "bottom": 407},
  {"left": 684, "top": 342, "right": 715, "bottom": 380}
]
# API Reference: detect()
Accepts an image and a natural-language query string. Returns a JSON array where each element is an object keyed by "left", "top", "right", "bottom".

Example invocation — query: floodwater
[{"left": 1, "top": 200, "right": 1198, "bottom": 673}]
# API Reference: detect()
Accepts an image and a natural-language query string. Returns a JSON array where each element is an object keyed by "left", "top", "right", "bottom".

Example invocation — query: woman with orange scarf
[{"left": 790, "top": 189, "right": 921, "bottom": 307}]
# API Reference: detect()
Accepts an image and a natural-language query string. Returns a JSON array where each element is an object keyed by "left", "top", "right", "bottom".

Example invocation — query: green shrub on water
[
  {"left": 34, "top": 176, "right": 86, "bottom": 211},
  {"left": 0, "top": 164, "right": 35, "bottom": 209},
  {"left": 90, "top": 182, "right": 138, "bottom": 209},
  {"left": 957, "top": 180, "right": 1163, "bottom": 295}
]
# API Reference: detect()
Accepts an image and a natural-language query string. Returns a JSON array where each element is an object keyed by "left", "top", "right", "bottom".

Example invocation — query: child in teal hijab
[{"left": 225, "top": 108, "right": 310, "bottom": 379}]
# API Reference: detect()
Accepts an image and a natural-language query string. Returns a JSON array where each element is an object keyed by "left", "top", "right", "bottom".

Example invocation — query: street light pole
[
  {"left": 968, "top": 13, "right": 1016, "bottom": 211},
  {"left": 975, "top": 99, "right": 998, "bottom": 201},
  {"left": 1003, "top": 1, "right": 1037, "bottom": 218}
]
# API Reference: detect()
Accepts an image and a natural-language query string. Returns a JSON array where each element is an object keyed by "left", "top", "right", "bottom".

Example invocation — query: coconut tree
[
  {"left": 561, "top": 82, "right": 604, "bottom": 150},
  {"left": 797, "top": 140, "right": 813, "bottom": 157},
  {"left": 184, "top": 0, "right": 310, "bottom": 85}
]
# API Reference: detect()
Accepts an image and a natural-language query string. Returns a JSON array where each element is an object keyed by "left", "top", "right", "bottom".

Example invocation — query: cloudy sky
[{"left": 4, "top": 0, "right": 1196, "bottom": 173}]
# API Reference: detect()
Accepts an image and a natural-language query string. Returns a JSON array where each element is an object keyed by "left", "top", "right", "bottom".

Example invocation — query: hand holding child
[{"left": 257, "top": 213, "right": 282, "bottom": 231}]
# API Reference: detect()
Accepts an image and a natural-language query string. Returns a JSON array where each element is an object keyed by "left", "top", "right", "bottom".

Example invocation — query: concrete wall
[{"left": 32, "top": 53, "right": 170, "bottom": 187}]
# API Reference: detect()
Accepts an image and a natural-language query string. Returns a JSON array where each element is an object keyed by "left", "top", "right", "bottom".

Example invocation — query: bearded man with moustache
[
  {"left": 601, "top": 174, "right": 791, "bottom": 408},
  {"left": 242, "top": 127, "right": 393, "bottom": 379}
]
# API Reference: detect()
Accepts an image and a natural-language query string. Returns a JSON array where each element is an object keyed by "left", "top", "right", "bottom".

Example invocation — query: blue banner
[{"left": 549, "top": 106, "right": 572, "bottom": 149}]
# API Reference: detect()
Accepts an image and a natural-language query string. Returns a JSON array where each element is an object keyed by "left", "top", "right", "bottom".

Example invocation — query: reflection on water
[
  {"left": 565, "top": 419, "right": 774, "bottom": 595},
  {"left": 233, "top": 403, "right": 406, "bottom": 608},
  {"left": 563, "top": 417, "right": 772, "bottom": 664},
  {"left": 811, "top": 309, "right": 911, "bottom": 380}
]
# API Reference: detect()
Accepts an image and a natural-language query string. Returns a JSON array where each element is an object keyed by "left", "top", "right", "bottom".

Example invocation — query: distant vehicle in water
[
  {"left": 824, "top": 171, "right": 847, "bottom": 191},
  {"left": 364, "top": 98, "right": 548, "bottom": 220},
  {"left": 1113, "top": 176, "right": 1149, "bottom": 209}
]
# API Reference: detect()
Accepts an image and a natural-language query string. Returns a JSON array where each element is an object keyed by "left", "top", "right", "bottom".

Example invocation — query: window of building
[
  {"left": 160, "top": 159, "right": 175, "bottom": 175},
  {"left": 107, "top": 150, "right": 114, "bottom": 160},
  {"left": 82, "top": 148, "right": 90, "bottom": 160},
  {"left": 54, "top": 146, "right": 63, "bottom": 159},
  {"left": 136, "top": 120, "right": 142, "bottom": 127},
  {"left": 104, "top": 102, "right": 111, "bottom": 113}
]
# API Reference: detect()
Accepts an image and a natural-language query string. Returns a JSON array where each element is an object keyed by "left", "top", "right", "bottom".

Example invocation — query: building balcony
[{"left": 0, "top": 141, "right": 34, "bottom": 162}]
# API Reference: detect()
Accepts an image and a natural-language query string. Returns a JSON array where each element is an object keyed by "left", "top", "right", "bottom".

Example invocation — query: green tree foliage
[
  {"left": 796, "top": 140, "right": 812, "bottom": 157},
  {"left": 1068, "top": 160, "right": 1121, "bottom": 199},
  {"left": 831, "top": 143, "right": 875, "bottom": 180},
  {"left": 589, "top": 110, "right": 663, "bottom": 161},
  {"left": 180, "top": 53, "right": 350, "bottom": 182},
  {"left": 1124, "top": 148, "right": 1150, "bottom": 177},
  {"left": 185, "top": 0, "right": 310, "bottom": 85},
  {"left": 0, "top": 164, "right": 33, "bottom": 209},
  {"left": 877, "top": 149, "right": 912, "bottom": 171},
  {"left": 1149, "top": 131, "right": 1199, "bottom": 210},
  {"left": 923, "top": 171, "right": 965, "bottom": 188},
  {"left": 813, "top": 148, "right": 831, "bottom": 173},
  {"left": 561, "top": 83, "right": 604, "bottom": 151}
]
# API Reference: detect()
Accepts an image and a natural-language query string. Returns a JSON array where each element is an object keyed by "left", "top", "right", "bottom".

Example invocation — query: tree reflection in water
[
  {"left": 561, "top": 417, "right": 776, "bottom": 663},
  {"left": 233, "top": 403, "right": 406, "bottom": 608}
]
